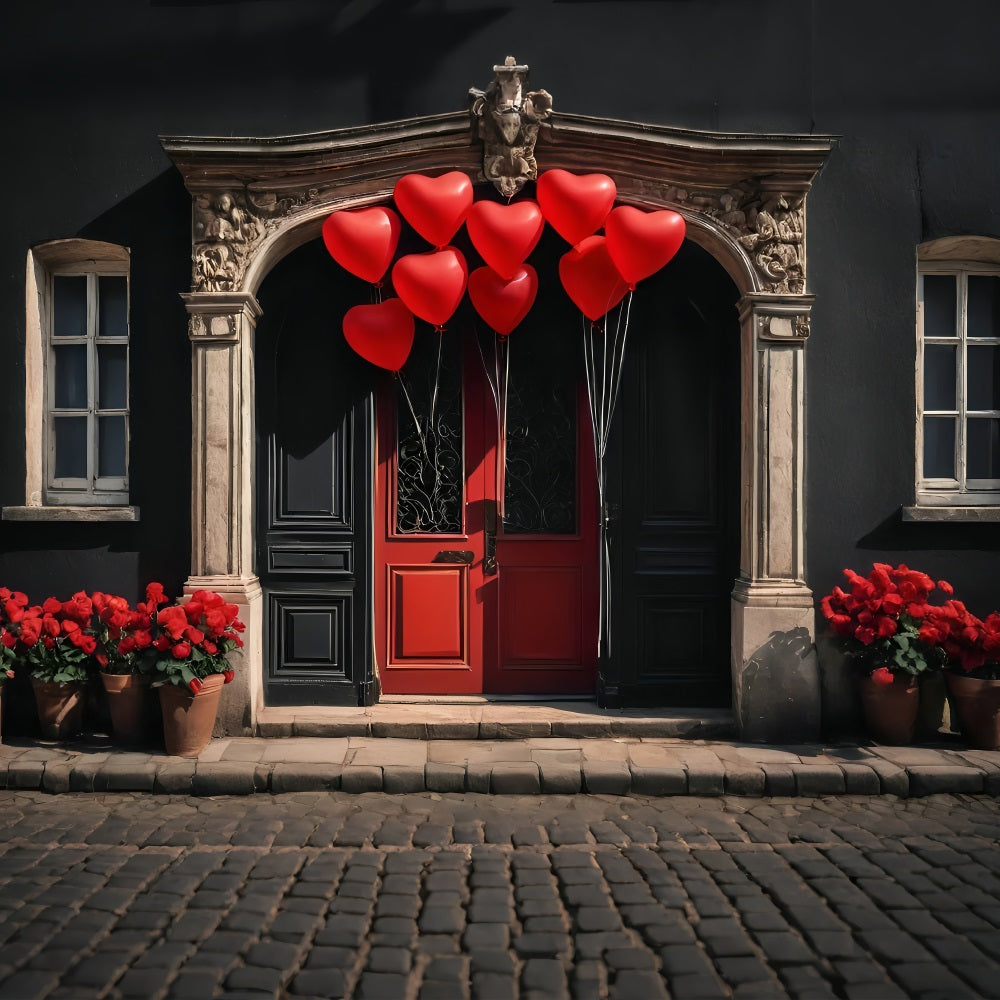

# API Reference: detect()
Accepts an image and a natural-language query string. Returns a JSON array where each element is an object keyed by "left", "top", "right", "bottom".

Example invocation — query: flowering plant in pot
[
  {"left": 92, "top": 583, "right": 170, "bottom": 744},
  {"left": 150, "top": 589, "right": 245, "bottom": 757},
  {"left": 1, "top": 589, "right": 99, "bottom": 740},
  {"left": 919, "top": 601, "right": 1000, "bottom": 750},
  {"left": 820, "top": 563, "right": 951, "bottom": 744}
]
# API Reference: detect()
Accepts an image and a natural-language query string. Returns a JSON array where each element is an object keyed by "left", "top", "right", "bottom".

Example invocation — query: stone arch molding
[{"left": 162, "top": 111, "right": 834, "bottom": 738}]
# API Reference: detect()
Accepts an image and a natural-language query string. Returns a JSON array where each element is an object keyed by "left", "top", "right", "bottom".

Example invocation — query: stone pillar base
[
  {"left": 732, "top": 580, "right": 820, "bottom": 742},
  {"left": 184, "top": 575, "right": 262, "bottom": 737}
]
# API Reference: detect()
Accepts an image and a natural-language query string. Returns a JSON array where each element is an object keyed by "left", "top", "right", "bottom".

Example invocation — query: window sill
[
  {"left": 2, "top": 505, "right": 140, "bottom": 523},
  {"left": 901, "top": 505, "right": 1000, "bottom": 523}
]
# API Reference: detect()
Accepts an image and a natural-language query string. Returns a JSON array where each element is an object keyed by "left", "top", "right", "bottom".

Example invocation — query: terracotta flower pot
[
  {"left": 946, "top": 673, "right": 1000, "bottom": 751},
  {"left": 859, "top": 672, "right": 919, "bottom": 745},
  {"left": 100, "top": 672, "right": 153, "bottom": 746},
  {"left": 31, "top": 679, "right": 84, "bottom": 740},
  {"left": 159, "top": 673, "right": 225, "bottom": 757}
]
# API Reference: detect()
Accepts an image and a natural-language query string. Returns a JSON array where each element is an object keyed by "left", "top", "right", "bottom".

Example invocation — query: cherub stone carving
[{"left": 470, "top": 56, "right": 553, "bottom": 199}]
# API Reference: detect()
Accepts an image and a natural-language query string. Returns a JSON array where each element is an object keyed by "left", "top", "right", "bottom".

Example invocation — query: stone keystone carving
[{"left": 469, "top": 55, "right": 553, "bottom": 199}]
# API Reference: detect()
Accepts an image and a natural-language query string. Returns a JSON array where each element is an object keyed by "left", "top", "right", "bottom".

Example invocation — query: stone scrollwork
[
  {"left": 470, "top": 56, "right": 553, "bottom": 199},
  {"left": 706, "top": 184, "right": 805, "bottom": 294},
  {"left": 630, "top": 178, "right": 807, "bottom": 294},
  {"left": 192, "top": 187, "right": 320, "bottom": 292}
]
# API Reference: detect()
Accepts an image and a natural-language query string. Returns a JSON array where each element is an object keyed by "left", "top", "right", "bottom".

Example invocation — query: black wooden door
[
  {"left": 604, "top": 242, "right": 740, "bottom": 707},
  {"left": 256, "top": 242, "right": 378, "bottom": 706}
]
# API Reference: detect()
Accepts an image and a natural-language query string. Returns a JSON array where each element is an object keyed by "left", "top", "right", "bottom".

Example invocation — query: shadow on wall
[
  {"left": 739, "top": 627, "right": 821, "bottom": 743},
  {"left": 857, "top": 509, "right": 1000, "bottom": 552}
]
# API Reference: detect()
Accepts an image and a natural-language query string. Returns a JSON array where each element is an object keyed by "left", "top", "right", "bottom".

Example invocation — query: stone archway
[{"left": 163, "top": 110, "right": 833, "bottom": 738}]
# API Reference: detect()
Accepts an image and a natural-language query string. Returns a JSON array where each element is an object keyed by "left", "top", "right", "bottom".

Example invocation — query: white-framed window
[
  {"left": 2, "top": 239, "right": 138, "bottom": 521},
  {"left": 915, "top": 238, "right": 1000, "bottom": 512}
]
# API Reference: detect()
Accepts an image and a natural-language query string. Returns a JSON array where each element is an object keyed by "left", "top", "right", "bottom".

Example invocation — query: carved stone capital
[
  {"left": 192, "top": 188, "right": 320, "bottom": 293},
  {"left": 739, "top": 293, "right": 814, "bottom": 342},
  {"left": 182, "top": 291, "right": 262, "bottom": 342}
]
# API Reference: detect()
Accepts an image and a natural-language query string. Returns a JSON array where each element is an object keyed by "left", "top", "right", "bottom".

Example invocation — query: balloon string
[
  {"left": 428, "top": 327, "right": 444, "bottom": 445},
  {"left": 397, "top": 371, "right": 430, "bottom": 466}
]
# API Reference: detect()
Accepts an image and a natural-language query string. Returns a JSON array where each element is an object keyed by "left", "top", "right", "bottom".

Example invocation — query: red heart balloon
[
  {"left": 468, "top": 265, "right": 538, "bottom": 336},
  {"left": 558, "top": 236, "right": 630, "bottom": 322},
  {"left": 391, "top": 246, "right": 468, "bottom": 327},
  {"left": 342, "top": 298, "right": 415, "bottom": 372},
  {"left": 536, "top": 169, "right": 617, "bottom": 246},
  {"left": 321, "top": 206, "right": 401, "bottom": 284},
  {"left": 393, "top": 172, "right": 473, "bottom": 248},
  {"left": 466, "top": 200, "right": 545, "bottom": 280},
  {"left": 605, "top": 206, "right": 686, "bottom": 287}
]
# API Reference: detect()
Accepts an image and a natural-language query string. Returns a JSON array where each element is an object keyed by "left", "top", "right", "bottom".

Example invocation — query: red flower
[
  {"left": 118, "top": 637, "right": 136, "bottom": 656},
  {"left": 96, "top": 653, "right": 108, "bottom": 668},
  {"left": 203, "top": 640, "right": 218, "bottom": 656},
  {"left": 938, "top": 580, "right": 954, "bottom": 595},
  {"left": 188, "top": 677, "right": 203, "bottom": 695},
  {"left": 223, "top": 669, "right": 234, "bottom": 684},
  {"left": 158, "top": 606, "right": 189, "bottom": 640},
  {"left": 42, "top": 597, "right": 62, "bottom": 616},
  {"left": 153, "top": 635, "right": 170, "bottom": 652},
  {"left": 0, "top": 630, "right": 15, "bottom": 649},
  {"left": 172, "top": 642, "right": 191, "bottom": 660},
  {"left": 19, "top": 617, "right": 41, "bottom": 647},
  {"left": 870, "top": 666, "right": 895, "bottom": 687},
  {"left": 185, "top": 626, "right": 205, "bottom": 645},
  {"left": 133, "top": 630, "right": 152, "bottom": 649}
]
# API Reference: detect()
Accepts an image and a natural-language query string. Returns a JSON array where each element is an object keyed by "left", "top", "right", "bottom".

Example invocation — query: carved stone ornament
[
  {"left": 469, "top": 56, "right": 553, "bottom": 199},
  {"left": 192, "top": 187, "right": 319, "bottom": 292},
  {"left": 630, "top": 177, "right": 806, "bottom": 293}
]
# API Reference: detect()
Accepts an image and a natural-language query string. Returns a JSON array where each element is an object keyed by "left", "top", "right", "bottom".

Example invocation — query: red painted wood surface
[{"left": 375, "top": 349, "right": 597, "bottom": 695}]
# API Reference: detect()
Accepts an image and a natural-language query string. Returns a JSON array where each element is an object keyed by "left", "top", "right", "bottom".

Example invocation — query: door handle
[
  {"left": 434, "top": 550, "right": 474, "bottom": 564},
  {"left": 483, "top": 499, "right": 498, "bottom": 575}
]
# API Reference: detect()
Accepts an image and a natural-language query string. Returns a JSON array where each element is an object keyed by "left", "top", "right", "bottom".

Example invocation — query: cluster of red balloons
[{"left": 322, "top": 168, "right": 686, "bottom": 371}]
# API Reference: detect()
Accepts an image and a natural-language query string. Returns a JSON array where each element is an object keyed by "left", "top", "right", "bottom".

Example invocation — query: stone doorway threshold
[{"left": 256, "top": 699, "right": 736, "bottom": 740}]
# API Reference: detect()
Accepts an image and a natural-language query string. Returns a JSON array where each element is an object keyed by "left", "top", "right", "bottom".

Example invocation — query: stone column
[
  {"left": 731, "top": 293, "right": 820, "bottom": 741},
  {"left": 181, "top": 291, "right": 263, "bottom": 735}
]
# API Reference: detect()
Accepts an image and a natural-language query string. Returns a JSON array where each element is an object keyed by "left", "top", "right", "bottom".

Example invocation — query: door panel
[
  {"left": 606, "top": 242, "right": 739, "bottom": 706},
  {"left": 256, "top": 241, "right": 377, "bottom": 707},
  {"left": 376, "top": 287, "right": 598, "bottom": 695}
]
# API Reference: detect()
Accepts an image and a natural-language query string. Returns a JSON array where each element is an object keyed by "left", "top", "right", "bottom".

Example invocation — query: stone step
[{"left": 255, "top": 700, "right": 737, "bottom": 740}]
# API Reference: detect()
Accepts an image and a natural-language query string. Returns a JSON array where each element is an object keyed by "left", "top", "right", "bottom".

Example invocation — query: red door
[{"left": 375, "top": 326, "right": 598, "bottom": 695}]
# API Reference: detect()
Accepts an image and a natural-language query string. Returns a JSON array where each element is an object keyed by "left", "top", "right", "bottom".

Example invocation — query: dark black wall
[{"left": 1, "top": 1, "right": 999, "bottom": 615}]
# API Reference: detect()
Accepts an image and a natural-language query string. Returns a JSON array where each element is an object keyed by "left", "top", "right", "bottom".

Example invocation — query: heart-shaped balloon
[
  {"left": 466, "top": 200, "right": 545, "bottom": 280},
  {"left": 391, "top": 246, "right": 468, "bottom": 327},
  {"left": 321, "top": 205, "right": 401, "bottom": 284},
  {"left": 468, "top": 265, "right": 538, "bottom": 336},
  {"left": 605, "top": 205, "right": 686, "bottom": 287},
  {"left": 393, "top": 172, "right": 474, "bottom": 248},
  {"left": 536, "top": 169, "right": 617, "bottom": 246},
  {"left": 558, "top": 235, "right": 630, "bottom": 322},
  {"left": 342, "top": 298, "right": 415, "bottom": 372}
]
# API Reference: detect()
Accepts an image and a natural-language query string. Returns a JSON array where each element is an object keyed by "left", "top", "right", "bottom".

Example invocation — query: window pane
[
  {"left": 98, "top": 344, "right": 128, "bottom": 409},
  {"left": 967, "top": 345, "right": 1000, "bottom": 411},
  {"left": 923, "top": 344, "right": 956, "bottom": 410},
  {"left": 98, "top": 416, "right": 127, "bottom": 478},
  {"left": 53, "top": 416, "right": 88, "bottom": 479},
  {"left": 968, "top": 275, "right": 1000, "bottom": 339},
  {"left": 967, "top": 418, "right": 1000, "bottom": 480},
  {"left": 922, "top": 274, "right": 957, "bottom": 338},
  {"left": 98, "top": 276, "right": 128, "bottom": 338},
  {"left": 923, "top": 416, "right": 955, "bottom": 479},
  {"left": 53, "top": 275, "right": 88, "bottom": 338},
  {"left": 53, "top": 344, "right": 88, "bottom": 409}
]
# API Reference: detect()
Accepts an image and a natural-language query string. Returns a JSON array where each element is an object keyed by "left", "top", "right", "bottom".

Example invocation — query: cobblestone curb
[{"left": 0, "top": 742, "right": 997, "bottom": 797}]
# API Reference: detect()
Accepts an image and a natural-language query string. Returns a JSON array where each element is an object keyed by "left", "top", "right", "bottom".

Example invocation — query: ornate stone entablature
[{"left": 164, "top": 111, "right": 833, "bottom": 299}]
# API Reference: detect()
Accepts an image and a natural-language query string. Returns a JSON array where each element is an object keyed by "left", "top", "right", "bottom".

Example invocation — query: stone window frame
[
  {"left": 2, "top": 239, "right": 139, "bottom": 523},
  {"left": 904, "top": 236, "right": 1000, "bottom": 524}
]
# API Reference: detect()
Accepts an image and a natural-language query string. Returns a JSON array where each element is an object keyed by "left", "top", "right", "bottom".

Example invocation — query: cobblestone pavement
[{"left": 1, "top": 792, "right": 999, "bottom": 999}]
